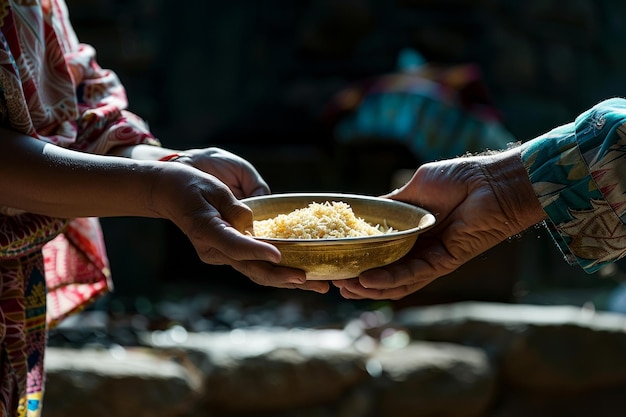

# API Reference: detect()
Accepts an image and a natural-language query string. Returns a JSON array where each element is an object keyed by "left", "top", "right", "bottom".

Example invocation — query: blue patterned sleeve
[{"left": 521, "top": 98, "right": 626, "bottom": 273}]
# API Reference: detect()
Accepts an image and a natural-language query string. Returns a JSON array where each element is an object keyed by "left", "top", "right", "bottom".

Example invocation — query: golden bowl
[{"left": 241, "top": 193, "right": 436, "bottom": 280}]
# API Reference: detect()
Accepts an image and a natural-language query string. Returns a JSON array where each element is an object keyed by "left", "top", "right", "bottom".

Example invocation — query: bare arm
[
  {"left": 0, "top": 130, "right": 162, "bottom": 219},
  {"left": 0, "top": 130, "right": 330, "bottom": 292}
]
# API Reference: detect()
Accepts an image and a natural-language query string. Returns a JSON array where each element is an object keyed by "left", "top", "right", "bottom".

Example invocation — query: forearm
[
  {"left": 109, "top": 143, "right": 179, "bottom": 161},
  {"left": 0, "top": 131, "right": 163, "bottom": 219}
]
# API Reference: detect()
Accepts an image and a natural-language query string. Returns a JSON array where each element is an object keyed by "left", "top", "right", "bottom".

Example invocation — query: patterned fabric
[
  {"left": 0, "top": 1, "right": 160, "bottom": 416},
  {"left": 521, "top": 98, "right": 626, "bottom": 273},
  {"left": 0, "top": 256, "right": 46, "bottom": 417}
]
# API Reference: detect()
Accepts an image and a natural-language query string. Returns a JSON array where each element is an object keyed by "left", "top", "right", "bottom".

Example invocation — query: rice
[{"left": 253, "top": 201, "right": 392, "bottom": 239}]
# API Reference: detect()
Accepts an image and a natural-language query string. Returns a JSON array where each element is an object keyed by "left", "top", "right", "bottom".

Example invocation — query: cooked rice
[{"left": 253, "top": 201, "right": 392, "bottom": 239}]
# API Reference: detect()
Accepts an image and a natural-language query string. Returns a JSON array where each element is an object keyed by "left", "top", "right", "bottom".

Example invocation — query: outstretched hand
[
  {"left": 333, "top": 148, "right": 546, "bottom": 300},
  {"left": 153, "top": 159, "right": 329, "bottom": 294}
]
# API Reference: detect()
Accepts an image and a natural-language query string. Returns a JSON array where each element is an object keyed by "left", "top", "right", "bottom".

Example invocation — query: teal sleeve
[{"left": 521, "top": 98, "right": 626, "bottom": 273}]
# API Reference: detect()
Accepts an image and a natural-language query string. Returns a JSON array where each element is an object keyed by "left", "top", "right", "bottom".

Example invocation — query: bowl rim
[{"left": 241, "top": 192, "right": 436, "bottom": 245}]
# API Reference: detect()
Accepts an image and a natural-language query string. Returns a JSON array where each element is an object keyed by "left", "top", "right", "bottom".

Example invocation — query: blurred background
[
  {"left": 62, "top": 0, "right": 626, "bottom": 325},
  {"left": 43, "top": 3, "right": 626, "bottom": 415}
]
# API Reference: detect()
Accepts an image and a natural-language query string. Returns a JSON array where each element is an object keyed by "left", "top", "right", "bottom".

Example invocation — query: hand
[
  {"left": 178, "top": 147, "right": 270, "bottom": 199},
  {"left": 333, "top": 147, "right": 546, "bottom": 300},
  {"left": 109, "top": 145, "right": 270, "bottom": 199},
  {"left": 153, "top": 162, "right": 329, "bottom": 293}
]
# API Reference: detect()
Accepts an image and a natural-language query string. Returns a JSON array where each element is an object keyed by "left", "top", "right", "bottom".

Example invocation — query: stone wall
[{"left": 43, "top": 302, "right": 626, "bottom": 417}]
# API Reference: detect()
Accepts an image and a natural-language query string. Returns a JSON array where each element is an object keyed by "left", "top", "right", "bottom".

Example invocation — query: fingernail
[{"left": 267, "top": 249, "right": 281, "bottom": 264}]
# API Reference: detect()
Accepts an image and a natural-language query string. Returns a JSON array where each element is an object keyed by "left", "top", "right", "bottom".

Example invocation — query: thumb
[
  {"left": 382, "top": 176, "right": 421, "bottom": 204},
  {"left": 210, "top": 187, "right": 255, "bottom": 234},
  {"left": 207, "top": 189, "right": 282, "bottom": 263}
]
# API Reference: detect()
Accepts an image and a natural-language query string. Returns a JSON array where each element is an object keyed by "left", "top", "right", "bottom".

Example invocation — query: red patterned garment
[{"left": 0, "top": 1, "right": 160, "bottom": 415}]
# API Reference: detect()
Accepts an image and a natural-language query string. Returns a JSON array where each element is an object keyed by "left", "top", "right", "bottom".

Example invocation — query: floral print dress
[
  {"left": 522, "top": 98, "right": 626, "bottom": 273},
  {"left": 0, "top": 1, "right": 159, "bottom": 416}
]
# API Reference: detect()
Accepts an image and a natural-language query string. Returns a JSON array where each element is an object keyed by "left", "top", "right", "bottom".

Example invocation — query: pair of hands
[
  {"left": 151, "top": 147, "right": 328, "bottom": 293},
  {"left": 164, "top": 146, "right": 545, "bottom": 300}
]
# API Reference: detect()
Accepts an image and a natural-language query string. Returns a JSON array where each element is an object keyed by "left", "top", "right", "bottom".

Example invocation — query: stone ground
[{"left": 43, "top": 289, "right": 626, "bottom": 417}]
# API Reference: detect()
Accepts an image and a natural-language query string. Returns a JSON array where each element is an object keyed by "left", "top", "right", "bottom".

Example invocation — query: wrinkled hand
[
  {"left": 178, "top": 147, "right": 270, "bottom": 198},
  {"left": 154, "top": 161, "right": 329, "bottom": 293},
  {"left": 333, "top": 148, "right": 546, "bottom": 300}
]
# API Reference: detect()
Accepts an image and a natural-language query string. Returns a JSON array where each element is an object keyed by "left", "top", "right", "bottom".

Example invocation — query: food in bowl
[
  {"left": 252, "top": 201, "right": 394, "bottom": 239},
  {"left": 241, "top": 193, "right": 436, "bottom": 280}
]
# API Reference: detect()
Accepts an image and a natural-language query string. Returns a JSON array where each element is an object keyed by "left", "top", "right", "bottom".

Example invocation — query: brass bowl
[{"left": 241, "top": 193, "right": 436, "bottom": 280}]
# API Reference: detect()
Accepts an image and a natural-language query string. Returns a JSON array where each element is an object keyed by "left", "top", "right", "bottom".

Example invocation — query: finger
[
  {"left": 337, "top": 277, "right": 431, "bottom": 300},
  {"left": 229, "top": 180, "right": 270, "bottom": 200},
  {"left": 231, "top": 261, "right": 322, "bottom": 289},
  {"left": 244, "top": 178, "right": 270, "bottom": 198},
  {"left": 336, "top": 285, "right": 366, "bottom": 299},
  {"left": 232, "top": 260, "right": 330, "bottom": 293},
  {"left": 356, "top": 261, "right": 440, "bottom": 294},
  {"left": 358, "top": 259, "right": 433, "bottom": 290},
  {"left": 365, "top": 237, "right": 458, "bottom": 288},
  {"left": 209, "top": 187, "right": 255, "bottom": 233},
  {"left": 232, "top": 183, "right": 269, "bottom": 199},
  {"left": 199, "top": 184, "right": 280, "bottom": 260},
  {"left": 293, "top": 280, "right": 331, "bottom": 294},
  {"left": 340, "top": 278, "right": 385, "bottom": 299},
  {"left": 331, "top": 278, "right": 358, "bottom": 288},
  {"left": 249, "top": 183, "right": 270, "bottom": 197},
  {"left": 231, "top": 260, "right": 307, "bottom": 286},
  {"left": 382, "top": 174, "right": 420, "bottom": 201},
  {"left": 194, "top": 217, "right": 282, "bottom": 264},
  {"left": 380, "top": 186, "right": 404, "bottom": 200},
  {"left": 237, "top": 161, "right": 271, "bottom": 197}
]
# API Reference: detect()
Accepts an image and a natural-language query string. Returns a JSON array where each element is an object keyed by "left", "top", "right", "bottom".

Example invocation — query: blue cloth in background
[{"left": 331, "top": 49, "right": 516, "bottom": 162}]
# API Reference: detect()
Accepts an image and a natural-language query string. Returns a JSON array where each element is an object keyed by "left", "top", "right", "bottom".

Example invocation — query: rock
[
  {"left": 373, "top": 342, "right": 496, "bottom": 417},
  {"left": 43, "top": 346, "right": 202, "bottom": 417},
  {"left": 398, "top": 302, "right": 626, "bottom": 392},
  {"left": 42, "top": 302, "right": 626, "bottom": 417},
  {"left": 201, "top": 346, "right": 367, "bottom": 413},
  {"left": 146, "top": 329, "right": 370, "bottom": 414},
  {"left": 491, "top": 383, "right": 626, "bottom": 417},
  {"left": 502, "top": 321, "right": 626, "bottom": 391}
]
